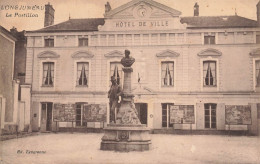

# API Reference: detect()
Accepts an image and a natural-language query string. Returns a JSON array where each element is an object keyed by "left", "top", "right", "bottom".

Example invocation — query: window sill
[
  {"left": 203, "top": 85, "right": 217, "bottom": 88},
  {"left": 203, "top": 128, "right": 217, "bottom": 130},
  {"left": 41, "top": 85, "right": 54, "bottom": 87},
  {"left": 76, "top": 85, "right": 88, "bottom": 88},
  {"left": 161, "top": 86, "right": 174, "bottom": 88}
]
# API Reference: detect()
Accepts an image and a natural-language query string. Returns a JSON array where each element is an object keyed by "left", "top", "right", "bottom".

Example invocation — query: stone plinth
[{"left": 101, "top": 124, "right": 151, "bottom": 151}]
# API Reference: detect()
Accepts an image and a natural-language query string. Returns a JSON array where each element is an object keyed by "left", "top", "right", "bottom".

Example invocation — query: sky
[{"left": 0, "top": 0, "right": 259, "bottom": 31}]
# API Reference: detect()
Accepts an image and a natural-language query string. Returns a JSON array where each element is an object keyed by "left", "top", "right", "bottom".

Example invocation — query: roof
[
  {"left": 181, "top": 15, "right": 258, "bottom": 29},
  {"left": 28, "top": 15, "right": 257, "bottom": 33},
  {"left": 0, "top": 26, "right": 17, "bottom": 41},
  {"left": 30, "top": 18, "right": 105, "bottom": 33}
]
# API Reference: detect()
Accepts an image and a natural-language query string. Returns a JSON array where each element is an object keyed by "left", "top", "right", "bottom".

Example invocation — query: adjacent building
[
  {"left": 0, "top": 25, "right": 19, "bottom": 134},
  {"left": 24, "top": 0, "right": 260, "bottom": 135}
]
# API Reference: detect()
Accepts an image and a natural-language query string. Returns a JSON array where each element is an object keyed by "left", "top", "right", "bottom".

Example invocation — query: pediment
[
  {"left": 71, "top": 51, "right": 94, "bottom": 58},
  {"left": 132, "top": 86, "right": 156, "bottom": 95},
  {"left": 104, "top": 50, "right": 124, "bottom": 58},
  {"left": 156, "top": 50, "right": 180, "bottom": 58},
  {"left": 105, "top": 0, "right": 181, "bottom": 19},
  {"left": 99, "top": 0, "right": 186, "bottom": 31},
  {"left": 250, "top": 48, "right": 260, "bottom": 56},
  {"left": 197, "top": 48, "right": 222, "bottom": 57},
  {"left": 38, "top": 51, "right": 60, "bottom": 58}
]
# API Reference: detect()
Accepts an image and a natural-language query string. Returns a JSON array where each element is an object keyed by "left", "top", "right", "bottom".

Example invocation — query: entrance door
[
  {"left": 41, "top": 103, "right": 53, "bottom": 132},
  {"left": 76, "top": 103, "right": 82, "bottom": 126},
  {"left": 135, "top": 103, "right": 147, "bottom": 125},
  {"left": 204, "top": 104, "right": 217, "bottom": 129}
]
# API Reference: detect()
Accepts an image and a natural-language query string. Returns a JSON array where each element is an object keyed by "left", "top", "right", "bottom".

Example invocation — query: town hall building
[{"left": 23, "top": 0, "right": 260, "bottom": 135}]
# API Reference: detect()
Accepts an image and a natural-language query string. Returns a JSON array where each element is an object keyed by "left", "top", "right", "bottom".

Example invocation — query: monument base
[{"left": 100, "top": 124, "right": 151, "bottom": 151}]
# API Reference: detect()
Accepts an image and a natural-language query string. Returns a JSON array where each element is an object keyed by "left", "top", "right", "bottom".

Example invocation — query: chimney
[
  {"left": 44, "top": 2, "right": 55, "bottom": 27},
  {"left": 10, "top": 27, "right": 18, "bottom": 36},
  {"left": 194, "top": 3, "right": 199, "bottom": 16},
  {"left": 105, "top": 2, "right": 111, "bottom": 13},
  {"left": 257, "top": 1, "right": 260, "bottom": 27}
]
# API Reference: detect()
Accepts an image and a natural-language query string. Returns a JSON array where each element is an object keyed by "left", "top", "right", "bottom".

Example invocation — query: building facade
[
  {"left": 25, "top": 0, "right": 260, "bottom": 135},
  {"left": 0, "top": 26, "right": 20, "bottom": 134}
]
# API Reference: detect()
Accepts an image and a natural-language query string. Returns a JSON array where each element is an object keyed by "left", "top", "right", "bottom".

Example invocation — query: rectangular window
[
  {"left": 256, "top": 60, "right": 260, "bottom": 87},
  {"left": 42, "top": 62, "right": 54, "bottom": 86},
  {"left": 125, "top": 34, "right": 132, "bottom": 46},
  {"left": 169, "top": 33, "right": 175, "bottom": 44},
  {"left": 204, "top": 103, "right": 217, "bottom": 129},
  {"left": 203, "top": 61, "right": 216, "bottom": 86},
  {"left": 90, "top": 35, "right": 98, "bottom": 46},
  {"left": 100, "top": 35, "right": 107, "bottom": 46},
  {"left": 134, "top": 34, "right": 141, "bottom": 45},
  {"left": 117, "top": 34, "right": 124, "bottom": 46},
  {"left": 160, "top": 33, "right": 167, "bottom": 45},
  {"left": 204, "top": 35, "right": 215, "bottom": 45},
  {"left": 78, "top": 37, "right": 88, "bottom": 47},
  {"left": 44, "top": 38, "right": 54, "bottom": 47},
  {"left": 162, "top": 103, "right": 174, "bottom": 128},
  {"left": 142, "top": 34, "right": 149, "bottom": 45},
  {"left": 256, "top": 35, "right": 260, "bottom": 44},
  {"left": 161, "top": 62, "right": 174, "bottom": 87},
  {"left": 257, "top": 104, "right": 260, "bottom": 119},
  {"left": 77, "top": 62, "right": 89, "bottom": 86},
  {"left": 108, "top": 35, "right": 115, "bottom": 46},
  {"left": 151, "top": 34, "right": 158, "bottom": 45},
  {"left": 110, "top": 62, "right": 122, "bottom": 85}
]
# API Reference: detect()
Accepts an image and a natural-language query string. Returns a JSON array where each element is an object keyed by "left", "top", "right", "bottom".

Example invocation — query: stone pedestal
[
  {"left": 101, "top": 50, "right": 151, "bottom": 151},
  {"left": 101, "top": 124, "right": 151, "bottom": 151}
]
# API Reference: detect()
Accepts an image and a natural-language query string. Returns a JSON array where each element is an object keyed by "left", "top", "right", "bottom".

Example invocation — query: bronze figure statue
[{"left": 108, "top": 76, "right": 122, "bottom": 123}]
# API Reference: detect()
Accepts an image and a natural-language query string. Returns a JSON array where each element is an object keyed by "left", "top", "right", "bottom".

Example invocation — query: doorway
[
  {"left": 41, "top": 102, "right": 53, "bottom": 132},
  {"left": 257, "top": 104, "right": 260, "bottom": 136},
  {"left": 135, "top": 103, "right": 147, "bottom": 125},
  {"left": 204, "top": 103, "right": 217, "bottom": 129}
]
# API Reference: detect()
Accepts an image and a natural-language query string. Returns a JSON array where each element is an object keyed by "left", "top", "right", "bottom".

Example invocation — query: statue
[
  {"left": 101, "top": 49, "right": 151, "bottom": 151},
  {"left": 105, "top": 2, "right": 111, "bottom": 13},
  {"left": 108, "top": 76, "right": 122, "bottom": 123},
  {"left": 121, "top": 49, "right": 135, "bottom": 67}
]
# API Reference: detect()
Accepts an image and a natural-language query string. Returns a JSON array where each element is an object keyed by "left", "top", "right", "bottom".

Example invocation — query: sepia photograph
[{"left": 0, "top": 0, "right": 260, "bottom": 163}]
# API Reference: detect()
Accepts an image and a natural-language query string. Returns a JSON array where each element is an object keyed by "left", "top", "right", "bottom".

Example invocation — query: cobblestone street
[{"left": 1, "top": 133, "right": 259, "bottom": 164}]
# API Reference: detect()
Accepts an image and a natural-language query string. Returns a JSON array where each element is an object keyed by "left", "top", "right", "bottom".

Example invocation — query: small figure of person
[{"left": 108, "top": 76, "right": 122, "bottom": 123}]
